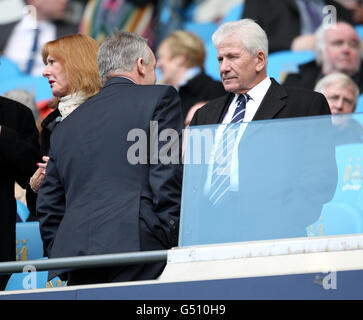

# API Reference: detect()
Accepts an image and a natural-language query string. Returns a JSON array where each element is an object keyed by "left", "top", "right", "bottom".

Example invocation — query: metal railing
[{"left": 0, "top": 250, "right": 168, "bottom": 274}]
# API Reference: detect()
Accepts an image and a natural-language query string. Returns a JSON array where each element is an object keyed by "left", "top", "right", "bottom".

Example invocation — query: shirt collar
[{"left": 242, "top": 76, "right": 272, "bottom": 106}]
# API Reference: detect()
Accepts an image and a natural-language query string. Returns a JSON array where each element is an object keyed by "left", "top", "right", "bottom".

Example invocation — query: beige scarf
[{"left": 58, "top": 91, "right": 87, "bottom": 121}]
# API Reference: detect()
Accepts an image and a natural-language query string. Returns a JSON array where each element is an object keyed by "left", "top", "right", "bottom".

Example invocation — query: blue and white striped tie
[
  {"left": 208, "top": 93, "right": 251, "bottom": 205},
  {"left": 231, "top": 93, "right": 250, "bottom": 123}
]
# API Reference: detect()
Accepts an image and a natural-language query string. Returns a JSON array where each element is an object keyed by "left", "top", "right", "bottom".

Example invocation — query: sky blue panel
[{"left": 181, "top": 113, "right": 363, "bottom": 246}]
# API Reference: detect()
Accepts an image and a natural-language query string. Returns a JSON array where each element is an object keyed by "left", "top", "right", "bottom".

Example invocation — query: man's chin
[{"left": 222, "top": 83, "right": 238, "bottom": 93}]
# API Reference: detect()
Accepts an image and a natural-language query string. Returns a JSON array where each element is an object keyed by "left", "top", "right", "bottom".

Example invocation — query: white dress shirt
[
  {"left": 222, "top": 76, "right": 272, "bottom": 124},
  {"left": 4, "top": 16, "right": 56, "bottom": 76},
  {"left": 204, "top": 77, "right": 272, "bottom": 196}
]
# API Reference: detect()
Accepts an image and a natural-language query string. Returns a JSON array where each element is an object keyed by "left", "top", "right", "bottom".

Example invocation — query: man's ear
[
  {"left": 255, "top": 51, "right": 266, "bottom": 73},
  {"left": 136, "top": 57, "right": 145, "bottom": 77}
]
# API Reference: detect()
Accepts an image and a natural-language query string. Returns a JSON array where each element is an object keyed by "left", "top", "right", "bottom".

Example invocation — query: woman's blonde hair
[
  {"left": 42, "top": 34, "right": 102, "bottom": 103},
  {"left": 162, "top": 30, "right": 206, "bottom": 69}
]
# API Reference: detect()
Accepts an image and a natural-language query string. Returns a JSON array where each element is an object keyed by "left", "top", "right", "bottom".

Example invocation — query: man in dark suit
[
  {"left": 242, "top": 0, "right": 353, "bottom": 53},
  {"left": 0, "top": 97, "right": 40, "bottom": 290},
  {"left": 36, "top": 31, "right": 183, "bottom": 286},
  {"left": 188, "top": 19, "right": 337, "bottom": 243},
  {"left": 190, "top": 19, "right": 333, "bottom": 126},
  {"left": 0, "top": 0, "right": 78, "bottom": 76}
]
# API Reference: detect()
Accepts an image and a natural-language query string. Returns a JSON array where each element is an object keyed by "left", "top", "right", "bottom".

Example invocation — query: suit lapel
[
  {"left": 252, "top": 78, "right": 287, "bottom": 121},
  {"left": 216, "top": 93, "right": 235, "bottom": 124}
]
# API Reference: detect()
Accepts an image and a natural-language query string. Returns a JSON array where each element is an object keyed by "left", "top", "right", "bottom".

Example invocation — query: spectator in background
[
  {"left": 26, "top": 34, "right": 102, "bottom": 221},
  {"left": 0, "top": 0, "right": 78, "bottom": 76},
  {"left": 284, "top": 22, "right": 363, "bottom": 92},
  {"left": 315, "top": 72, "right": 360, "bottom": 114},
  {"left": 79, "top": 0, "right": 159, "bottom": 49},
  {"left": 0, "top": 95, "right": 40, "bottom": 290},
  {"left": 157, "top": 30, "right": 225, "bottom": 118},
  {"left": 242, "top": 0, "right": 353, "bottom": 53},
  {"left": 36, "top": 31, "right": 183, "bottom": 286},
  {"left": 314, "top": 72, "right": 363, "bottom": 144}
]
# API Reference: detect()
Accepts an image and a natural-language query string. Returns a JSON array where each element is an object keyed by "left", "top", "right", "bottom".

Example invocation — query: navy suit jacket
[
  {"left": 190, "top": 78, "right": 332, "bottom": 125},
  {"left": 37, "top": 78, "right": 183, "bottom": 279}
]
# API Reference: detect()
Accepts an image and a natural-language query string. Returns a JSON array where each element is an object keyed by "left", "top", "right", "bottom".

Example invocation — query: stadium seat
[
  {"left": 16, "top": 222, "right": 44, "bottom": 261},
  {"left": 307, "top": 202, "right": 363, "bottom": 236},
  {"left": 356, "top": 94, "right": 363, "bottom": 113},
  {"left": 355, "top": 25, "right": 363, "bottom": 40},
  {"left": 267, "top": 50, "right": 315, "bottom": 83},
  {"left": 332, "top": 143, "right": 363, "bottom": 206},
  {"left": 204, "top": 41, "right": 220, "bottom": 81},
  {"left": 16, "top": 200, "right": 29, "bottom": 223},
  {"left": 221, "top": 2, "right": 244, "bottom": 23},
  {"left": 6, "top": 223, "right": 67, "bottom": 291},
  {"left": 183, "top": 21, "right": 218, "bottom": 44},
  {"left": 5, "top": 259, "right": 67, "bottom": 291},
  {"left": 5, "top": 269, "right": 50, "bottom": 291},
  {"left": 0, "top": 56, "right": 22, "bottom": 81},
  {"left": 0, "top": 75, "right": 52, "bottom": 103},
  {"left": 357, "top": 188, "right": 363, "bottom": 213}
]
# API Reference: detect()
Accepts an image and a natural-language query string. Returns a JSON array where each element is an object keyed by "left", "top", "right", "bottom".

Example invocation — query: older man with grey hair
[
  {"left": 315, "top": 72, "right": 360, "bottom": 114},
  {"left": 190, "top": 19, "right": 332, "bottom": 126},
  {"left": 315, "top": 72, "right": 363, "bottom": 144},
  {"left": 284, "top": 21, "right": 363, "bottom": 92},
  {"left": 37, "top": 30, "right": 184, "bottom": 286},
  {"left": 188, "top": 19, "right": 337, "bottom": 243}
]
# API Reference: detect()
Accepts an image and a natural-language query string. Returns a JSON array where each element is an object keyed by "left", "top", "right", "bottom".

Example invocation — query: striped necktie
[
  {"left": 25, "top": 27, "right": 40, "bottom": 75},
  {"left": 208, "top": 94, "right": 251, "bottom": 205},
  {"left": 231, "top": 93, "right": 250, "bottom": 123}
]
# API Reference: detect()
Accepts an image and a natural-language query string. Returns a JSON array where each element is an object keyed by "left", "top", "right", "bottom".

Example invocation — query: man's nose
[
  {"left": 219, "top": 59, "right": 231, "bottom": 74},
  {"left": 333, "top": 99, "right": 344, "bottom": 112}
]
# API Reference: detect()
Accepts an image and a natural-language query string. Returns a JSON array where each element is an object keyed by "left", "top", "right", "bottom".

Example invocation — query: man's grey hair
[
  {"left": 315, "top": 24, "right": 331, "bottom": 66},
  {"left": 212, "top": 19, "right": 269, "bottom": 58},
  {"left": 314, "top": 72, "right": 360, "bottom": 108},
  {"left": 98, "top": 30, "right": 150, "bottom": 83}
]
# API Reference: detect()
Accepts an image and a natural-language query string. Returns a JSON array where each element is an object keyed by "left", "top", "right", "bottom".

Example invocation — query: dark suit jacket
[
  {"left": 188, "top": 78, "right": 337, "bottom": 242},
  {"left": 242, "top": 0, "right": 353, "bottom": 53},
  {"left": 0, "top": 97, "right": 40, "bottom": 263},
  {"left": 178, "top": 72, "right": 226, "bottom": 119},
  {"left": 0, "top": 20, "right": 78, "bottom": 53},
  {"left": 283, "top": 60, "right": 363, "bottom": 92},
  {"left": 190, "top": 78, "right": 332, "bottom": 125},
  {"left": 36, "top": 77, "right": 183, "bottom": 282},
  {"left": 26, "top": 109, "right": 61, "bottom": 221}
]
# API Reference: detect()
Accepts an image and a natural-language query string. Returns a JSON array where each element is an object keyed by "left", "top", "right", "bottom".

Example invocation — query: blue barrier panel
[
  {"left": 181, "top": 113, "right": 363, "bottom": 246},
  {"left": 2, "top": 269, "right": 363, "bottom": 300}
]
